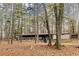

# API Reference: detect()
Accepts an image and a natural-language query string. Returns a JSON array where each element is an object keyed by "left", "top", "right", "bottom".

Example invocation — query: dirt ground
[{"left": 0, "top": 39, "right": 79, "bottom": 56}]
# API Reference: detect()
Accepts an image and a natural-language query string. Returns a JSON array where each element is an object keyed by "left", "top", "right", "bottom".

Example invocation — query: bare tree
[
  {"left": 54, "top": 3, "right": 64, "bottom": 49},
  {"left": 0, "top": 19, "right": 3, "bottom": 44},
  {"left": 42, "top": 3, "right": 52, "bottom": 46},
  {"left": 10, "top": 3, "right": 16, "bottom": 44}
]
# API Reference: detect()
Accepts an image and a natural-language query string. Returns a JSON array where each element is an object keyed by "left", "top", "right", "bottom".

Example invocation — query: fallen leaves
[{"left": 0, "top": 39, "right": 79, "bottom": 56}]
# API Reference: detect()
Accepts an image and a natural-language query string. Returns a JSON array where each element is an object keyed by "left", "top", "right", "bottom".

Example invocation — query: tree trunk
[
  {"left": 42, "top": 3, "right": 52, "bottom": 46},
  {"left": 33, "top": 4, "right": 37, "bottom": 43},
  {"left": 51, "top": 13, "right": 54, "bottom": 40},
  {"left": 10, "top": 3, "right": 15, "bottom": 44},
  {"left": 20, "top": 4, "right": 23, "bottom": 42},
  {"left": 35, "top": 3, "right": 39, "bottom": 43},
  {"left": 78, "top": 21, "right": 79, "bottom": 39},
  {"left": 0, "top": 19, "right": 3, "bottom": 44},
  {"left": 54, "top": 3, "right": 64, "bottom": 49}
]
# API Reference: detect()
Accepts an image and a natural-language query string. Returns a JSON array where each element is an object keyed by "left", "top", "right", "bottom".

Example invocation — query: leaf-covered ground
[{"left": 0, "top": 39, "right": 79, "bottom": 56}]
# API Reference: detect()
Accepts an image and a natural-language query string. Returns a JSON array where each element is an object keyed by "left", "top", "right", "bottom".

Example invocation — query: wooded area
[{"left": 0, "top": 3, "right": 79, "bottom": 56}]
